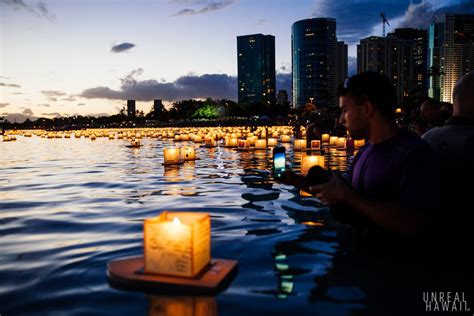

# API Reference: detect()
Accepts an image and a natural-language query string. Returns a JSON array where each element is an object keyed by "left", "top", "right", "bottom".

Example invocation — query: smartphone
[{"left": 273, "top": 146, "right": 286, "bottom": 179}]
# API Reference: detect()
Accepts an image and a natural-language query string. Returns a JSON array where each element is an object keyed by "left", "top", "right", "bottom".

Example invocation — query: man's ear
[{"left": 363, "top": 100, "right": 375, "bottom": 118}]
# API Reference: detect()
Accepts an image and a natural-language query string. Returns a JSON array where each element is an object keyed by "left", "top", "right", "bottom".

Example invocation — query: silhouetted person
[
  {"left": 307, "top": 72, "right": 441, "bottom": 251},
  {"left": 414, "top": 99, "right": 444, "bottom": 136},
  {"left": 423, "top": 72, "right": 474, "bottom": 268}
]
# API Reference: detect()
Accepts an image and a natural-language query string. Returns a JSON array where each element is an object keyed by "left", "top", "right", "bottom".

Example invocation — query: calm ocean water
[{"left": 0, "top": 135, "right": 368, "bottom": 316}]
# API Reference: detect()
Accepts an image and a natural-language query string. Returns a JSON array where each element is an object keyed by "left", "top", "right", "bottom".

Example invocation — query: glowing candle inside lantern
[
  {"left": 311, "top": 140, "right": 321, "bottom": 150},
  {"left": 301, "top": 155, "right": 325, "bottom": 176},
  {"left": 144, "top": 211, "right": 211, "bottom": 277},
  {"left": 329, "top": 136, "right": 338, "bottom": 147},
  {"left": 179, "top": 147, "right": 196, "bottom": 161},
  {"left": 294, "top": 139, "right": 307, "bottom": 151},
  {"left": 164, "top": 148, "right": 181, "bottom": 165}
]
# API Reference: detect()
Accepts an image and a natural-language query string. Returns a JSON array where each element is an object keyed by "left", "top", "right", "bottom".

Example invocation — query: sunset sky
[{"left": 1, "top": 0, "right": 473, "bottom": 122}]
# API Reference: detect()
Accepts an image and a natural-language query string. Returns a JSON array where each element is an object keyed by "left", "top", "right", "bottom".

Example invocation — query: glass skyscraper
[
  {"left": 237, "top": 34, "right": 276, "bottom": 106},
  {"left": 292, "top": 18, "right": 337, "bottom": 108},
  {"left": 428, "top": 14, "right": 474, "bottom": 103}
]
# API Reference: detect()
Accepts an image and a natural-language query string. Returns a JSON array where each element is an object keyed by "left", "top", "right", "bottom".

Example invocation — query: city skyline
[{"left": 1, "top": 0, "right": 474, "bottom": 122}]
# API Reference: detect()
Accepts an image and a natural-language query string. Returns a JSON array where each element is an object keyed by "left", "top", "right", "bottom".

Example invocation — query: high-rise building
[
  {"left": 127, "top": 100, "right": 136, "bottom": 117},
  {"left": 237, "top": 34, "right": 276, "bottom": 106},
  {"left": 428, "top": 13, "right": 474, "bottom": 103},
  {"left": 276, "top": 90, "right": 289, "bottom": 106},
  {"left": 292, "top": 18, "right": 337, "bottom": 108},
  {"left": 336, "top": 41, "right": 348, "bottom": 88},
  {"left": 357, "top": 28, "right": 428, "bottom": 103}
]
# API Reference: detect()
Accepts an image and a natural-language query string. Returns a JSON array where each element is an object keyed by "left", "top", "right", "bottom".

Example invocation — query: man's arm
[{"left": 310, "top": 174, "right": 432, "bottom": 236}]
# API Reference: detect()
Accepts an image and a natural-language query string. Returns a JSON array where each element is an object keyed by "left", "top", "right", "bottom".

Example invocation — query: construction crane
[{"left": 380, "top": 12, "right": 390, "bottom": 37}]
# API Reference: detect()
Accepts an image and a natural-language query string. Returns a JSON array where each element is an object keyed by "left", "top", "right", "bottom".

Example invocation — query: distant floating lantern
[
  {"left": 301, "top": 155, "right": 325, "bottom": 176},
  {"left": 254, "top": 139, "right": 267, "bottom": 149},
  {"left": 247, "top": 137, "right": 257, "bottom": 147},
  {"left": 337, "top": 137, "right": 346, "bottom": 148},
  {"left": 238, "top": 139, "right": 250, "bottom": 148},
  {"left": 396, "top": 108, "right": 402, "bottom": 114},
  {"left": 144, "top": 211, "right": 211, "bottom": 277},
  {"left": 294, "top": 139, "right": 307, "bottom": 151},
  {"left": 267, "top": 138, "right": 278, "bottom": 147},
  {"left": 163, "top": 148, "right": 181, "bottom": 165},
  {"left": 194, "top": 135, "right": 203, "bottom": 143},
  {"left": 90, "top": 134, "right": 97, "bottom": 140},
  {"left": 329, "top": 136, "right": 338, "bottom": 147},
  {"left": 354, "top": 139, "right": 365, "bottom": 148},
  {"left": 321, "top": 134, "right": 330, "bottom": 143},
  {"left": 311, "top": 140, "right": 321, "bottom": 150},
  {"left": 180, "top": 146, "right": 196, "bottom": 161},
  {"left": 225, "top": 138, "right": 238, "bottom": 148},
  {"left": 281, "top": 135, "right": 291, "bottom": 143},
  {"left": 130, "top": 139, "right": 141, "bottom": 148}
]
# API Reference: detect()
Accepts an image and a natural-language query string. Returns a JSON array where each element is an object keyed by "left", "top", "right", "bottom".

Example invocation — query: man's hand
[{"left": 309, "top": 171, "right": 353, "bottom": 205}]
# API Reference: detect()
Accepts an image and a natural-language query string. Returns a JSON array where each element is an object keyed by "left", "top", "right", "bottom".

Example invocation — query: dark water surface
[{"left": 0, "top": 136, "right": 369, "bottom": 315}]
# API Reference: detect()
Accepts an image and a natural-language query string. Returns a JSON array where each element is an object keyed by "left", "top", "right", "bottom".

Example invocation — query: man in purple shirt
[{"left": 310, "top": 72, "right": 441, "bottom": 241}]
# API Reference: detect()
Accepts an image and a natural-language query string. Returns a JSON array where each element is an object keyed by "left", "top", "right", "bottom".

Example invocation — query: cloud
[
  {"left": 41, "top": 90, "right": 66, "bottom": 101},
  {"left": 80, "top": 69, "right": 296, "bottom": 103},
  {"left": 40, "top": 112, "right": 61, "bottom": 117},
  {"left": 82, "top": 70, "right": 237, "bottom": 101},
  {"left": 61, "top": 97, "right": 76, "bottom": 102},
  {"left": 0, "top": 82, "right": 21, "bottom": 88},
  {"left": 348, "top": 56, "right": 357, "bottom": 76},
  {"left": 313, "top": 0, "right": 413, "bottom": 44},
  {"left": 77, "top": 103, "right": 85, "bottom": 106},
  {"left": 0, "top": 0, "right": 55, "bottom": 20},
  {"left": 36, "top": 103, "right": 50, "bottom": 107},
  {"left": 397, "top": 0, "right": 474, "bottom": 29},
  {"left": 172, "top": 0, "right": 235, "bottom": 16},
  {"left": 22, "top": 108, "right": 34, "bottom": 116},
  {"left": 111, "top": 42, "right": 136, "bottom": 53},
  {"left": 12, "top": 92, "right": 23, "bottom": 95},
  {"left": 0, "top": 103, "right": 9, "bottom": 108}
]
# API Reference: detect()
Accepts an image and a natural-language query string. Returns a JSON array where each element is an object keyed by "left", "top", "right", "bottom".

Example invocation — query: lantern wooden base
[
  {"left": 107, "top": 256, "right": 238, "bottom": 295},
  {"left": 161, "top": 161, "right": 185, "bottom": 166}
]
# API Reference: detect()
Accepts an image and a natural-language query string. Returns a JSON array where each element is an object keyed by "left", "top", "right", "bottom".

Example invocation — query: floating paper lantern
[
  {"left": 354, "top": 139, "right": 365, "bottom": 148},
  {"left": 294, "top": 139, "right": 307, "bottom": 151},
  {"left": 329, "top": 136, "right": 338, "bottom": 147},
  {"left": 321, "top": 134, "right": 330, "bottom": 143},
  {"left": 255, "top": 139, "right": 267, "bottom": 149},
  {"left": 144, "top": 211, "right": 211, "bottom": 277},
  {"left": 180, "top": 147, "right": 196, "bottom": 161},
  {"left": 301, "top": 155, "right": 325, "bottom": 176},
  {"left": 337, "top": 137, "right": 346, "bottom": 148},
  {"left": 164, "top": 148, "right": 181, "bottom": 165},
  {"left": 311, "top": 140, "right": 321, "bottom": 150},
  {"left": 267, "top": 138, "right": 278, "bottom": 147},
  {"left": 193, "top": 135, "right": 203, "bottom": 143},
  {"left": 281, "top": 135, "right": 291, "bottom": 143},
  {"left": 225, "top": 138, "right": 238, "bottom": 148}
]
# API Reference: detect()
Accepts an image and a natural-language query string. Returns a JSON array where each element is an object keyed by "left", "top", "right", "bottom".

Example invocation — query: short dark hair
[{"left": 338, "top": 71, "right": 397, "bottom": 120}]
